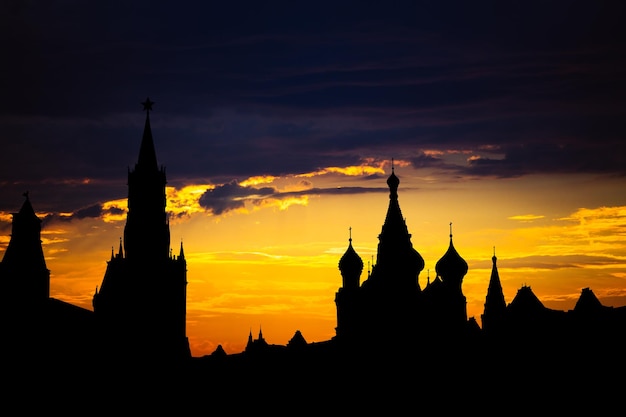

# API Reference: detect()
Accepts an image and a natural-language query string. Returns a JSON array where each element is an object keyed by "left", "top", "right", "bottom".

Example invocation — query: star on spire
[{"left": 142, "top": 97, "right": 155, "bottom": 113}]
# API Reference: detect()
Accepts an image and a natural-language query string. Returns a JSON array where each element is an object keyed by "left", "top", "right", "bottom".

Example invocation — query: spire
[
  {"left": 137, "top": 97, "right": 159, "bottom": 171},
  {"left": 367, "top": 163, "right": 424, "bottom": 289},
  {"left": 123, "top": 97, "right": 170, "bottom": 261},
  {"left": 258, "top": 325, "right": 264, "bottom": 341},
  {"left": 484, "top": 246, "right": 506, "bottom": 315},
  {"left": 117, "top": 237, "right": 123, "bottom": 258},
  {"left": 179, "top": 239, "right": 185, "bottom": 260},
  {"left": 246, "top": 329, "right": 254, "bottom": 349}
]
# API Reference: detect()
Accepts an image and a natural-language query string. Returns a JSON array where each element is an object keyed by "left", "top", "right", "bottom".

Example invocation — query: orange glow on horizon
[{"left": 2, "top": 167, "right": 625, "bottom": 357}]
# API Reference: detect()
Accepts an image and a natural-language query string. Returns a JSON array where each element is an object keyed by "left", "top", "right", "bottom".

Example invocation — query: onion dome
[
  {"left": 387, "top": 166, "right": 400, "bottom": 197},
  {"left": 339, "top": 228, "right": 363, "bottom": 289},
  {"left": 435, "top": 223, "right": 468, "bottom": 281}
]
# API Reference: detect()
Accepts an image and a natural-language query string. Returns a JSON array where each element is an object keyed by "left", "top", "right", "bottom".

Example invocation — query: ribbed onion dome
[
  {"left": 435, "top": 233, "right": 468, "bottom": 280},
  {"left": 339, "top": 238, "right": 364, "bottom": 277},
  {"left": 387, "top": 167, "right": 400, "bottom": 196}
]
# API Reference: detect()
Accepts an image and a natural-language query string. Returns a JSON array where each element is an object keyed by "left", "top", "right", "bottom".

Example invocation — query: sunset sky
[{"left": 2, "top": 1, "right": 626, "bottom": 356}]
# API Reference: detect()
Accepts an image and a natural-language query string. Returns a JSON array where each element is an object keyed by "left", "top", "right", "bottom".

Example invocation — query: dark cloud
[
  {"left": 1, "top": 1, "right": 625, "bottom": 213},
  {"left": 39, "top": 203, "right": 126, "bottom": 227},
  {"left": 464, "top": 141, "right": 626, "bottom": 178},
  {"left": 199, "top": 180, "right": 387, "bottom": 215},
  {"left": 72, "top": 204, "right": 105, "bottom": 220},
  {"left": 199, "top": 180, "right": 275, "bottom": 215}
]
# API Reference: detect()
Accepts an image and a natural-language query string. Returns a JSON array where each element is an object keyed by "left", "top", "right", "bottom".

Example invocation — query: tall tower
[
  {"left": 93, "top": 98, "right": 190, "bottom": 363},
  {"left": 123, "top": 97, "right": 170, "bottom": 262},
  {"left": 0, "top": 192, "right": 50, "bottom": 309}
]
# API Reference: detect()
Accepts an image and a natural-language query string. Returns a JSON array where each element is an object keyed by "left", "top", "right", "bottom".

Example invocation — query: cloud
[
  {"left": 198, "top": 177, "right": 387, "bottom": 216},
  {"left": 508, "top": 214, "right": 545, "bottom": 222},
  {"left": 198, "top": 180, "right": 276, "bottom": 215}
]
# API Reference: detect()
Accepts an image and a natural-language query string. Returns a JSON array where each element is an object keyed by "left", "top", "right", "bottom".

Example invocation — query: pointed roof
[
  {"left": 287, "top": 330, "right": 308, "bottom": 348},
  {"left": 573, "top": 287, "right": 604, "bottom": 313},
  {"left": 368, "top": 162, "right": 424, "bottom": 286},
  {"left": 18, "top": 191, "right": 39, "bottom": 221},
  {"left": 178, "top": 239, "right": 185, "bottom": 260},
  {"left": 381, "top": 164, "right": 406, "bottom": 235},
  {"left": 211, "top": 344, "right": 227, "bottom": 357},
  {"left": 508, "top": 285, "right": 545, "bottom": 314},
  {"left": 136, "top": 97, "right": 159, "bottom": 171},
  {"left": 484, "top": 247, "right": 506, "bottom": 311}
]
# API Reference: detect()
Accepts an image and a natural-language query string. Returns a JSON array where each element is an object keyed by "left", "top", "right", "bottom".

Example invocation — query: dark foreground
[{"left": 5, "top": 338, "right": 625, "bottom": 414}]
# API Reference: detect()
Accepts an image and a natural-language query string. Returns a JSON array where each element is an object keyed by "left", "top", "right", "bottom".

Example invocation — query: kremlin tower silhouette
[
  {"left": 0, "top": 192, "right": 49, "bottom": 308},
  {"left": 92, "top": 98, "right": 190, "bottom": 363}
]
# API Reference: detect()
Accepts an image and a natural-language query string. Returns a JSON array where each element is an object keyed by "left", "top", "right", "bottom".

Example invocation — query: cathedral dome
[
  {"left": 435, "top": 230, "right": 468, "bottom": 280},
  {"left": 339, "top": 237, "right": 364, "bottom": 278},
  {"left": 386, "top": 168, "right": 400, "bottom": 191}
]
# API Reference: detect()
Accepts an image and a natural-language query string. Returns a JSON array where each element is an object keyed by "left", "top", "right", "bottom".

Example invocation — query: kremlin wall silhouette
[{"left": 1, "top": 100, "right": 625, "bottom": 409}]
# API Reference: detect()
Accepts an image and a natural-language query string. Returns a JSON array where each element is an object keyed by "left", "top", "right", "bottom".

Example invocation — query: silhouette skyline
[
  {"left": 3, "top": 2, "right": 626, "bottom": 357},
  {"left": 2, "top": 100, "right": 625, "bottom": 365},
  {"left": 2, "top": 101, "right": 626, "bottom": 413}
]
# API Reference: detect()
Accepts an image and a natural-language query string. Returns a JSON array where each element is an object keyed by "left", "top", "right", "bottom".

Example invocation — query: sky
[{"left": 1, "top": 1, "right": 626, "bottom": 356}]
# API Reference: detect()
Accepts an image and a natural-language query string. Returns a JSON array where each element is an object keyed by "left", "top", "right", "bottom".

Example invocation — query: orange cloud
[
  {"left": 508, "top": 214, "right": 545, "bottom": 222},
  {"left": 296, "top": 163, "right": 386, "bottom": 178},
  {"left": 239, "top": 176, "right": 278, "bottom": 187}
]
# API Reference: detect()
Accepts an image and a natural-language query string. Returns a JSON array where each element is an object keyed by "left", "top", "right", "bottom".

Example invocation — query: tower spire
[
  {"left": 366, "top": 164, "right": 424, "bottom": 289},
  {"left": 137, "top": 97, "right": 159, "bottom": 171}
]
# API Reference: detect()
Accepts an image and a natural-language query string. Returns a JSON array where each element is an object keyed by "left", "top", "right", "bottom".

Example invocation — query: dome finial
[{"left": 449, "top": 221, "right": 453, "bottom": 239}]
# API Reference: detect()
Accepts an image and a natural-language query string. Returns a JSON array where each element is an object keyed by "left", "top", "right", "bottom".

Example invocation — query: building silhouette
[
  {"left": 92, "top": 98, "right": 190, "bottom": 363},
  {"left": 334, "top": 163, "right": 474, "bottom": 354},
  {"left": 0, "top": 192, "right": 50, "bottom": 307},
  {"left": 0, "top": 193, "right": 94, "bottom": 371},
  {"left": 1, "top": 100, "right": 626, "bottom": 406}
]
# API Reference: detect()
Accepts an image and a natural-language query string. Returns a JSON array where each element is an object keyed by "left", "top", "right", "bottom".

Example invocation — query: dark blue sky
[{"left": 1, "top": 1, "right": 625, "bottom": 214}]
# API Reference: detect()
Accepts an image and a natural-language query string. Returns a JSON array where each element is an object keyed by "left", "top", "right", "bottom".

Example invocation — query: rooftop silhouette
[{"left": 1, "top": 100, "right": 624, "bottom": 410}]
